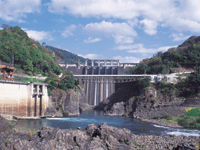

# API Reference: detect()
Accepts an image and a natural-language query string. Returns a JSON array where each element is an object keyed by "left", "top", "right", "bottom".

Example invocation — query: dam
[{"left": 59, "top": 59, "right": 157, "bottom": 106}]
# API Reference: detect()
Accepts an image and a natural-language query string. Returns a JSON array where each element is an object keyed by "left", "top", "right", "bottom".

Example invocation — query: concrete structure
[
  {"left": 59, "top": 59, "right": 139, "bottom": 75},
  {"left": 74, "top": 74, "right": 157, "bottom": 106},
  {"left": 0, "top": 80, "right": 49, "bottom": 117}
]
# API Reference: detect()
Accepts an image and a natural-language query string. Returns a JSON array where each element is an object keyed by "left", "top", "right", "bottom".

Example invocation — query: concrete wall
[{"left": 0, "top": 80, "right": 49, "bottom": 117}]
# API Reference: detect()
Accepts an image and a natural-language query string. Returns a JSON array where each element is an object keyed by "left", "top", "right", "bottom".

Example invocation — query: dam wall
[{"left": 0, "top": 80, "right": 49, "bottom": 117}]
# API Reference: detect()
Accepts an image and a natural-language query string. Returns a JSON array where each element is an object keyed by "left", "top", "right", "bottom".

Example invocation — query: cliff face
[
  {"left": 131, "top": 85, "right": 185, "bottom": 119},
  {"left": 103, "top": 83, "right": 186, "bottom": 119},
  {"left": 44, "top": 88, "right": 87, "bottom": 117}
]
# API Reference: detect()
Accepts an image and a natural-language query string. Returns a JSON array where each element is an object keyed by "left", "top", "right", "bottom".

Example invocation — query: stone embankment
[{"left": 0, "top": 115, "right": 199, "bottom": 150}]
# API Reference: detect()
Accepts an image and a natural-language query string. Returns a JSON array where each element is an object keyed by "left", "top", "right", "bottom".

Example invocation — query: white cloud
[
  {"left": 48, "top": 0, "right": 171, "bottom": 20},
  {"left": 112, "top": 56, "right": 141, "bottom": 63},
  {"left": 115, "top": 44, "right": 176, "bottom": 54},
  {"left": 62, "top": 24, "right": 76, "bottom": 37},
  {"left": 127, "top": 18, "right": 139, "bottom": 27},
  {"left": 0, "top": 0, "right": 41, "bottom": 22},
  {"left": 24, "top": 29, "right": 53, "bottom": 41},
  {"left": 84, "top": 37, "right": 101, "bottom": 43},
  {"left": 48, "top": 0, "right": 200, "bottom": 34},
  {"left": 140, "top": 19, "right": 158, "bottom": 35},
  {"left": 78, "top": 53, "right": 104, "bottom": 59},
  {"left": 55, "top": 18, "right": 65, "bottom": 23},
  {"left": 0, "top": 27, "right": 3, "bottom": 30},
  {"left": 170, "top": 33, "right": 191, "bottom": 42},
  {"left": 83, "top": 20, "right": 137, "bottom": 44}
]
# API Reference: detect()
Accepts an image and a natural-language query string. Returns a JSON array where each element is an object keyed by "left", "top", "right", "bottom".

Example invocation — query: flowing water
[{"left": 15, "top": 109, "right": 200, "bottom": 136}]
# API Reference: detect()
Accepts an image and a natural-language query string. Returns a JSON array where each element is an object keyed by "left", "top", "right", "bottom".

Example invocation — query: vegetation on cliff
[{"left": 45, "top": 72, "right": 77, "bottom": 95}]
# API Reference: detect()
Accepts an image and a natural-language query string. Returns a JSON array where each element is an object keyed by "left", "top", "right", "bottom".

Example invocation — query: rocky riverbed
[{"left": 0, "top": 115, "right": 199, "bottom": 150}]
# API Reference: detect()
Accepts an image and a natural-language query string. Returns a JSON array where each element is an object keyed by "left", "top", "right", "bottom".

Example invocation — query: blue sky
[{"left": 0, "top": 0, "right": 199, "bottom": 63}]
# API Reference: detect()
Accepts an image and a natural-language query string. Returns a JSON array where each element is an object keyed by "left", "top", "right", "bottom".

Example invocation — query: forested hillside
[
  {"left": 129, "top": 36, "right": 200, "bottom": 74},
  {"left": 128, "top": 35, "right": 200, "bottom": 97},
  {"left": 0, "top": 25, "right": 62, "bottom": 76},
  {"left": 45, "top": 45, "right": 86, "bottom": 64}
]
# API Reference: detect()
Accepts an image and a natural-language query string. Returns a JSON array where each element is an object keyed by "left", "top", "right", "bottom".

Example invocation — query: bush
[
  {"left": 138, "top": 77, "right": 151, "bottom": 89},
  {"left": 6, "top": 121, "right": 14, "bottom": 129},
  {"left": 177, "top": 116, "right": 200, "bottom": 129},
  {"left": 152, "top": 116, "right": 160, "bottom": 120},
  {"left": 152, "top": 115, "right": 172, "bottom": 120},
  {"left": 63, "top": 111, "right": 69, "bottom": 117},
  {"left": 160, "top": 115, "right": 172, "bottom": 120},
  {"left": 186, "top": 107, "right": 200, "bottom": 116}
]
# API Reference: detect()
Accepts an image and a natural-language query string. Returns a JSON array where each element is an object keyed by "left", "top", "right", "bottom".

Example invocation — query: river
[{"left": 15, "top": 109, "right": 200, "bottom": 136}]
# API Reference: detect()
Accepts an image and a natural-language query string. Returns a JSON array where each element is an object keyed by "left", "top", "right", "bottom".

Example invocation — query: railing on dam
[{"left": 74, "top": 74, "right": 158, "bottom": 83}]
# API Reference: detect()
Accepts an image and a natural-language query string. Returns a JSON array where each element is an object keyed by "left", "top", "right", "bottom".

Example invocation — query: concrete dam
[{"left": 60, "top": 59, "right": 157, "bottom": 106}]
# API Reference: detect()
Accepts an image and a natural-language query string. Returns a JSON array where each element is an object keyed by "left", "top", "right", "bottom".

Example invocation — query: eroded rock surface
[
  {"left": 0, "top": 119, "right": 199, "bottom": 150},
  {"left": 44, "top": 88, "right": 87, "bottom": 117},
  {"left": 104, "top": 102, "right": 125, "bottom": 116},
  {"left": 103, "top": 83, "right": 185, "bottom": 119}
]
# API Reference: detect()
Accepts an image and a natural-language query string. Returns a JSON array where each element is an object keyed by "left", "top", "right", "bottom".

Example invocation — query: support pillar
[
  {"left": 86, "top": 79, "right": 89, "bottom": 104},
  {"left": 34, "top": 95, "right": 37, "bottom": 116},
  {"left": 89, "top": 78, "right": 93, "bottom": 105},
  {"left": 100, "top": 78, "right": 104, "bottom": 102},
  {"left": 96, "top": 78, "right": 100, "bottom": 105},
  {"left": 39, "top": 95, "right": 42, "bottom": 116},
  {"left": 36, "top": 85, "right": 40, "bottom": 116},
  {"left": 91, "top": 78, "right": 95, "bottom": 105},
  {"left": 94, "top": 79, "right": 97, "bottom": 106},
  {"left": 103, "top": 78, "right": 107, "bottom": 100}
]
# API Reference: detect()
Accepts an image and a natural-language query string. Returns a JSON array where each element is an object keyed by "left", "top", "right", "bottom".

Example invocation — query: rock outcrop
[
  {"left": 104, "top": 102, "right": 125, "bottom": 116},
  {"left": 0, "top": 118, "right": 199, "bottom": 150},
  {"left": 79, "top": 102, "right": 94, "bottom": 113},
  {"left": 102, "top": 82, "right": 186, "bottom": 119},
  {"left": 44, "top": 88, "right": 88, "bottom": 117}
]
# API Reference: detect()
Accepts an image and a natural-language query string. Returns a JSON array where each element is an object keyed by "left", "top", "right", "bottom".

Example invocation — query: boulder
[
  {"left": 104, "top": 102, "right": 125, "bottom": 116},
  {"left": 79, "top": 102, "right": 94, "bottom": 112},
  {"left": 44, "top": 107, "right": 63, "bottom": 117},
  {"left": 173, "top": 142, "right": 198, "bottom": 150}
]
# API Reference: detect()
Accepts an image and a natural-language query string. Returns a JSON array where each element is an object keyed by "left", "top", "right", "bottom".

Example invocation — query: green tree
[
  {"left": 23, "top": 60, "right": 33, "bottom": 75},
  {"left": 58, "top": 72, "right": 75, "bottom": 90}
]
